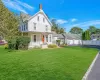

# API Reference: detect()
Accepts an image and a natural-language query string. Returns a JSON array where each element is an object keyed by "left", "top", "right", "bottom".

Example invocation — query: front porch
[{"left": 28, "top": 32, "right": 52, "bottom": 48}]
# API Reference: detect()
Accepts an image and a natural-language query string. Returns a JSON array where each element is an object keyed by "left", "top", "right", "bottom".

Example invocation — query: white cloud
[
  {"left": 71, "top": 18, "right": 78, "bottom": 22},
  {"left": 72, "top": 20, "right": 100, "bottom": 27},
  {"left": 15, "top": 0, "right": 34, "bottom": 10},
  {"left": 56, "top": 19, "right": 68, "bottom": 24},
  {"left": 65, "top": 20, "right": 100, "bottom": 31},
  {"left": 2, "top": 0, "right": 34, "bottom": 13}
]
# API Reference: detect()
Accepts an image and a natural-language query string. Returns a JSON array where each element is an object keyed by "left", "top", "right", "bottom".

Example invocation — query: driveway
[
  {"left": 82, "top": 45, "right": 100, "bottom": 80},
  {"left": 87, "top": 52, "right": 100, "bottom": 80}
]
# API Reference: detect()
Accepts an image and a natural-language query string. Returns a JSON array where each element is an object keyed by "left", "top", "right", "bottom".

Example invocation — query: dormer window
[
  {"left": 37, "top": 16, "right": 39, "bottom": 21},
  {"left": 33, "top": 23, "right": 36, "bottom": 30},
  {"left": 43, "top": 18, "right": 45, "bottom": 22}
]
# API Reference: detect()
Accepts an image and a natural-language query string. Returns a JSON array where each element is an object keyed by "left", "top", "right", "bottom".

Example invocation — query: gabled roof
[
  {"left": 20, "top": 10, "right": 52, "bottom": 26},
  {"left": 52, "top": 33, "right": 64, "bottom": 39},
  {"left": 63, "top": 33, "right": 81, "bottom": 40},
  {"left": 28, "top": 10, "right": 52, "bottom": 26},
  {"left": 91, "top": 34, "right": 100, "bottom": 37}
]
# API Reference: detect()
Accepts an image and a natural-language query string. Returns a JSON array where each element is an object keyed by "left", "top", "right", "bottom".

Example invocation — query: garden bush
[
  {"left": 56, "top": 40, "right": 61, "bottom": 46},
  {"left": 4, "top": 44, "right": 8, "bottom": 49},
  {"left": 60, "top": 44, "right": 67, "bottom": 47},
  {"left": 8, "top": 38, "right": 16, "bottom": 50},
  {"left": 48, "top": 44, "right": 57, "bottom": 48},
  {"left": 16, "top": 36, "right": 30, "bottom": 50},
  {"left": 8, "top": 36, "right": 30, "bottom": 50}
]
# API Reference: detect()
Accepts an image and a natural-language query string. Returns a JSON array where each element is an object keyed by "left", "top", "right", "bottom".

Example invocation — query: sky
[{"left": 2, "top": 0, "right": 100, "bottom": 32}]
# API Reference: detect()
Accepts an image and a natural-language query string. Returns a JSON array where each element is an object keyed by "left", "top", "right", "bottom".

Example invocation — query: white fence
[
  {"left": 66, "top": 40, "right": 100, "bottom": 46},
  {"left": 82, "top": 40, "right": 100, "bottom": 46},
  {"left": 66, "top": 40, "right": 82, "bottom": 45}
]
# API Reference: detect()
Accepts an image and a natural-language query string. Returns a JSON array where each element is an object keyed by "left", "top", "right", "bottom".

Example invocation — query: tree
[
  {"left": 51, "top": 19, "right": 65, "bottom": 33},
  {"left": 0, "top": 1, "right": 19, "bottom": 40},
  {"left": 82, "top": 32, "right": 85, "bottom": 40},
  {"left": 96, "top": 28, "right": 100, "bottom": 34},
  {"left": 82, "top": 30, "right": 90, "bottom": 40},
  {"left": 88, "top": 26, "right": 96, "bottom": 34},
  {"left": 70, "top": 27, "right": 83, "bottom": 34}
]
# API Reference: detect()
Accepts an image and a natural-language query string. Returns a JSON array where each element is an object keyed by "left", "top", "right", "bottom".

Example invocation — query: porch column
[
  {"left": 31, "top": 34, "right": 33, "bottom": 42},
  {"left": 40, "top": 34, "right": 42, "bottom": 44}
]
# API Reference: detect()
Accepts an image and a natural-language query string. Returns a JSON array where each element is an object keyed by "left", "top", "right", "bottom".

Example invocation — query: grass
[{"left": 0, "top": 46, "right": 98, "bottom": 80}]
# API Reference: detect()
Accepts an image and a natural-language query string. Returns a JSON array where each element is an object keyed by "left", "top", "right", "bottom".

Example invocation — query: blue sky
[{"left": 2, "top": 0, "right": 100, "bottom": 32}]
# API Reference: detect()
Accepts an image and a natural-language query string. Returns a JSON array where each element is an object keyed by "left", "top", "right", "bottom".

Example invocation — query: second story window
[
  {"left": 46, "top": 25, "right": 48, "bottom": 31},
  {"left": 43, "top": 18, "right": 45, "bottom": 22},
  {"left": 33, "top": 23, "right": 36, "bottom": 30},
  {"left": 37, "top": 16, "right": 39, "bottom": 21}
]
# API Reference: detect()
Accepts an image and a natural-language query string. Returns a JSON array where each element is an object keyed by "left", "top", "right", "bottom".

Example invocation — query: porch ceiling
[{"left": 28, "top": 31, "right": 53, "bottom": 34}]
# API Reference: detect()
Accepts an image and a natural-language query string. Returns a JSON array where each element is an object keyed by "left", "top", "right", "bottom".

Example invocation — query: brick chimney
[{"left": 39, "top": 4, "right": 42, "bottom": 10}]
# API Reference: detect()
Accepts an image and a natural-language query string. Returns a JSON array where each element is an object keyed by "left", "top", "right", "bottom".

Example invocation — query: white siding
[{"left": 28, "top": 13, "right": 51, "bottom": 32}]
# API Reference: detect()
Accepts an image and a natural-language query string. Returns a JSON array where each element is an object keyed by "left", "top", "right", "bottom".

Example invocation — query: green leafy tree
[
  {"left": 96, "top": 28, "right": 100, "bottom": 34},
  {"left": 51, "top": 19, "right": 65, "bottom": 33},
  {"left": 0, "top": 1, "right": 19, "bottom": 40},
  {"left": 82, "top": 32, "right": 85, "bottom": 40},
  {"left": 88, "top": 26, "right": 96, "bottom": 34},
  {"left": 82, "top": 30, "right": 90, "bottom": 40},
  {"left": 70, "top": 27, "right": 83, "bottom": 34}
]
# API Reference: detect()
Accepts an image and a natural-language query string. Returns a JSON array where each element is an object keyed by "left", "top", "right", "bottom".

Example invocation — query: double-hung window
[
  {"left": 46, "top": 25, "right": 48, "bottom": 31},
  {"left": 33, "top": 23, "right": 36, "bottom": 30}
]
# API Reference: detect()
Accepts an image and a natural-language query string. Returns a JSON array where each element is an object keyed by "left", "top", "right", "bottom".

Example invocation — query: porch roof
[{"left": 22, "top": 31, "right": 53, "bottom": 34}]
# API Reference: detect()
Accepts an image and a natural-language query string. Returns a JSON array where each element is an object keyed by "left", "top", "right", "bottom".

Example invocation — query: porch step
[{"left": 41, "top": 44, "right": 48, "bottom": 49}]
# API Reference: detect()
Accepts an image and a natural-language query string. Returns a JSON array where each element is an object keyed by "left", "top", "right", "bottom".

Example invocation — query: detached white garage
[{"left": 63, "top": 33, "right": 82, "bottom": 45}]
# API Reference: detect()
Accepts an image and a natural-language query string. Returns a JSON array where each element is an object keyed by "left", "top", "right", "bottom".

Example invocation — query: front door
[{"left": 42, "top": 35, "right": 44, "bottom": 43}]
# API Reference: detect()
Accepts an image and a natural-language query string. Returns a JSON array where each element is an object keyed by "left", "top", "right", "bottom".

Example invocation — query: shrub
[
  {"left": 8, "top": 36, "right": 30, "bottom": 50},
  {"left": 48, "top": 44, "right": 57, "bottom": 48},
  {"left": 8, "top": 38, "right": 16, "bottom": 50},
  {"left": 60, "top": 44, "right": 67, "bottom": 47},
  {"left": 56, "top": 40, "right": 61, "bottom": 46},
  {"left": 4, "top": 44, "right": 8, "bottom": 49},
  {"left": 16, "top": 36, "right": 30, "bottom": 50}
]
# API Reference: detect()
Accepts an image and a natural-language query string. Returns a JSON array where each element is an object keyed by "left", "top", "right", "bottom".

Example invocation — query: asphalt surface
[
  {"left": 87, "top": 52, "right": 100, "bottom": 80},
  {"left": 82, "top": 45, "right": 100, "bottom": 80}
]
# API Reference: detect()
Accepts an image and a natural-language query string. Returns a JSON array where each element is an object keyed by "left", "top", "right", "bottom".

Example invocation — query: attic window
[
  {"left": 37, "top": 16, "right": 39, "bottom": 21},
  {"left": 45, "top": 25, "right": 48, "bottom": 31},
  {"left": 43, "top": 18, "right": 45, "bottom": 22},
  {"left": 33, "top": 23, "right": 36, "bottom": 30}
]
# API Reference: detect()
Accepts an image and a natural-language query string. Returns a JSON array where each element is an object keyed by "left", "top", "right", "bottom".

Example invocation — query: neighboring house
[
  {"left": 52, "top": 32, "right": 82, "bottom": 45},
  {"left": 63, "top": 33, "right": 82, "bottom": 45},
  {"left": 91, "top": 34, "right": 100, "bottom": 40},
  {"left": 52, "top": 32, "right": 65, "bottom": 45},
  {"left": 20, "top": 4, "right": 52, "bottom": 48}
]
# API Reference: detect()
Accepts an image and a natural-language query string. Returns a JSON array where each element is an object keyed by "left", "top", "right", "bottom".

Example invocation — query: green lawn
[{"left": 0, "top": 46, "right": 98, "bottom": 80}]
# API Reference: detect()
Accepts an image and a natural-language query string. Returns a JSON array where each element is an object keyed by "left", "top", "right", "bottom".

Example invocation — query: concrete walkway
[{"left": 87, "top": 52, "right": 100, "bottom": 80}]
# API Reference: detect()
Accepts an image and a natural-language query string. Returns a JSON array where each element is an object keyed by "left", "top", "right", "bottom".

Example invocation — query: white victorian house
[{"left": 20, "top": 4, "right": 53, "bottom": 48}]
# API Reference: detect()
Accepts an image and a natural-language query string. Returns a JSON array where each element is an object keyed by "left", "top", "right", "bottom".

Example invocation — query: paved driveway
[
  {"left": 82, "top": 45, "right": 100, "bottom": 80},
  {"left": 87, "top": 52, "right": 100, "bottom": 80}
]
